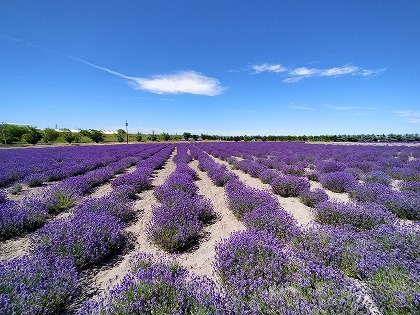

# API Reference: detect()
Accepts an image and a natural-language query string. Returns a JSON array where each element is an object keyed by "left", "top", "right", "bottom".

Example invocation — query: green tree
[
  {"left": 116, "top": 129, "right": 126, "bottom": 142},
  {"left": 183, "top": 132, "right": 191, "bottom": 141},
  {"left": 61, "top": 129, "right": 76, "bottom": 144},
  {"left": 22, "top": 126, "right": 43, "bottom": 144},
  {"left": 136, "top": 132, "right": 143, "bottom": 142},
  {"left": 43, "top": 128, "right": 60, "bottom": 143},
  {"left": 79, "top": 129, "right": 91, "bottom": 137},
  {"left": 161, "top": 132, "right": 171, "bottom": 141},
  {"left": 148, "top": 130, "right": 157, "bottom": 142},
  {"left": 88, "top": 129, "right": 105, "bottom": 143},
  {"left": 0, "top": 123, "right": 28, "bottom": 144}
]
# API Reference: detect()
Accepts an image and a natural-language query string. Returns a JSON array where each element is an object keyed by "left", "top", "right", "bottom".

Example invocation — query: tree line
[{"left": 0, "top": 123, "right": 419, "bottom": 145}]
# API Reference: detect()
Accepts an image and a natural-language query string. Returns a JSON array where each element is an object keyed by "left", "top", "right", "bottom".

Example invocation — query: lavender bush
[
  {"left": 320, "top": 171, "right": 357, "bottom": 193},
  {"left": 74, "top": 195, "right": 136, "bottom": 224},
  {"left": 81, "top": 252, "right": 232, "bottom": 315},
  {"left": 363, "top": 170, "right": 393, "bottom": 187},
  {"left": 271, "top": 175, "right": 311, "bottom": 197},
  {"left": 314, "top": 200, "right": 396, "bottom": 230},
  {"left": 0, "top": 197, "right": 47, "bottom": 239},
  {"left": 299, "top": 188, "right": 329, "bottom": 207},
  {"left": 242, "top": 205, "right": 301, "bottom": 241},
  {"left": 31, "top": 212, "right": 124, "bottom": 269},
  {"left": 147, "top": 203, "right": 203, "bottom": 253},
  {"left": 0, "top": 254, "right": 79, "bottom": 314}
]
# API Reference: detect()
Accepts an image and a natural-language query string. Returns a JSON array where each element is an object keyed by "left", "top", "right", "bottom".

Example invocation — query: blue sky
[{"left": 1, "top": 0, "right": 419, "bottom": 136}]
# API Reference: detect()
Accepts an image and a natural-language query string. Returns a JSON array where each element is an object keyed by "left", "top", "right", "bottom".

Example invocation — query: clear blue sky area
[{"left": 1, "top": 1, "right": 419, "bottom": 136}]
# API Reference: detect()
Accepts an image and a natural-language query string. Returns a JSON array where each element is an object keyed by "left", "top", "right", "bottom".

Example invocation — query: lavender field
[{"left": 0, "top": 142, "right": 419, "bottom": 315}]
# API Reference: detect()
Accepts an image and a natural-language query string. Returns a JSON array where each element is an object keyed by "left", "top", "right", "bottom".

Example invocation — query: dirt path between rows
[
  {"left": 92, "top": 150, "right": 177, "bottom": 292},
  {"left": 177, "top": 160, "right": 246, "bottom": 282},
  {"left": 212, "top": 156, "right": 316, "bottom": 227}
]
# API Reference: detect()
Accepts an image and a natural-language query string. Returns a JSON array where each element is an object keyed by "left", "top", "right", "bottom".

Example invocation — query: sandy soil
[
  {"left": 92, "top": 151, "right": 177, "bottom": 292},
  {"left": 177, "top": 160, "right": 246, "bottom": 282},
  {"left": 214, "top": 157, "right": 316, "bottom": 227}
]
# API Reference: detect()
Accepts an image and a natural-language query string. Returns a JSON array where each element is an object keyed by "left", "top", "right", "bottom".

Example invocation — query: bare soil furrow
[{"left": 177, "top": 160, "right": 246, "bottom": 282}]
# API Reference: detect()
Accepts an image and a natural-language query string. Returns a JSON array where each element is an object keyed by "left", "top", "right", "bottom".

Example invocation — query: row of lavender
[
  {"left": 190, "top": 145, "right": 375, "bottom": 314},
  {"left": 198, "top": 142, "right": 419, "bottom": 221},
  {"left": 0, "top": 144, "right": 151, "bottom": 188},
  {"left": 80, "top": 145, "right": 230, "bottom": 314},
  {"left": 148, "top": 144, "right": 217, "bottom": 252},
  {"left": 197, "top": 142, "right": 419, "bottom": 314},
  {"left": 0, "top": 144, "right": 166, "bottom": 240},
  {"left": 0, "top": 145, "right": 175, "bottom": 314}
]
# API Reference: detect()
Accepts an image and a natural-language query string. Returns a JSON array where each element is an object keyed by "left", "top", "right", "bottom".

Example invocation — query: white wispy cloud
[
  {"left": 1, "top": 35, "right": 224, "bottom": 96},
  {"left": 331, "top": 106, "right": 362, "bottom": 111},
  {"left": 68, "top": 58, "right": 224, "bottom": 96},
  {"left": 251, "top": 63, "right": 287, "bottom": 73},
  {"left": 394, "top": 110, "right": 420, "bottom": 123},
  {"left": 288, "top": 103, "right": 316, "bottom": 111},
  {"left": 132, "top": 71, "right": 223, "bottom": 96},
  {"left": 249, "top": 60, "right": 386, "bottom": 83}
]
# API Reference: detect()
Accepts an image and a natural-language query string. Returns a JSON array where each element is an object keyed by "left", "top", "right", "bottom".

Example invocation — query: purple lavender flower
[
  {"left": 314, "top": 200, "right": 396, "bottom": 230},
  {"left": 271, "top": 175, "right": 311, "bottom": 197},
  {"left": 242, "top": 205, "right": 301, "bottom": 241},
  {"left": 0, "top": 254, "right": 79, "bottom": 314},
  {"left": 320, "top": 171, "right": 357, "bottom": 193},
  {"left": 81, "top": 252, "right": 232, "bottom": 314},
  {"left": 74, "top": 195, "right": 136, "bottom": 223},
  {"left": 0, "top": 197, "right": 48, "bottom": 239},
  {"left": 299, "top": 188, "right": 329, "bottom": 207},
  {"left": 147, "top": 204, "right": 203, "bottom": 253},
  {"left": 31, "top": 212, "right": 124, "bottom": 269}
]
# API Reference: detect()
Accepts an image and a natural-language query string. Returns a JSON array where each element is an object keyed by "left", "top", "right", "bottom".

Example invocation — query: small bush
[
  {"left": 0, "top": 254, "right": 79, "bottom": 315},
  {"left": 299, "top": 188, "right": 329, "bottom": 207},
  {"left": 271, "top": 175, "right": 310, "bottom": 197},
  {"left": 320, "top": 171, "right": 357, "bottom": 193},
  {"left": 314, "top": 200, "right": 396, "bottom": 230}
]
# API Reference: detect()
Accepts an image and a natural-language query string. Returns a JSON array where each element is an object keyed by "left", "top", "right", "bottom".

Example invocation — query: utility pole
[{"left": 125, "top": 120, "right": 129, "bottom": 144}]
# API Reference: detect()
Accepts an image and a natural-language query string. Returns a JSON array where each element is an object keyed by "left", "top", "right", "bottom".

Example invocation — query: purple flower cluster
[
  {"left": 74, "top": 195, "right": 136, "bottom": 224},
  {"left": 313, "top": 200, "right": 396, "bottom": 230},
  {"left": 271, "top": 175, "right": 311, "bottom": 197},
  {"left": 0, "top": 254, "right": 79, "bottom": 314},
  {"left": 225, "top": 179, "right": 300, "bottom": 241},
  {"left": 81, "top": 252, "right": 232, "bottom": 315},
  {"left": 293, "top": 223, "right": 420, "bottom": 314},
  {"left": 148, "top": 146, "right": 216, "bottom": 253},
  {"left": 351, "top": 183, "right": 420, "bottom": 220},
  {"left": 214, "top": 230, "right": 369, "bottom": 314},
  {"left": 0, "top": 197, "right": 48, "bottom": 239},
  {"left": 190, "top": 145, "right": 237, "bottom": 186},
  {"left": 320, "top": 171, "right": 357, "bottom": 193},
  {"left": 31, "top": 212, "right": 124, "bottom": 269},
  {"left": 299, "top": 188, "right": 329, "bottom": 207}
]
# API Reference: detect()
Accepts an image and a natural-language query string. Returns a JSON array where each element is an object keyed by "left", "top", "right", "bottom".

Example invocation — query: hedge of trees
[{"left": 1, "top": 123, "right": 419, "bottom": 145}]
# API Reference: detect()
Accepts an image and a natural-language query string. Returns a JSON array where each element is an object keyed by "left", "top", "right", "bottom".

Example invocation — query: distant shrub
[
  {"left": 0, "top": 254, "right": 79, "bottom": 314},
  {"left": 88, "top": 129, "right": 105, "bottom": 143},
  {"left": 271, "top": 175, "right": 310, "bottom": 197},
  {"left": 314, "top": 200, "right": 396, "bottom": 230},
  {"left": 317, "top": 161, "right": 347, "bottom": 173},
  {"left": 299, "top": 188, "right": 329, "bottom": 207},
  {"left": 320, "top": 171, "right": 357, "bottom": 193},
  {"left": 22, "top": 126, "right": 43, "bottom": 145}
]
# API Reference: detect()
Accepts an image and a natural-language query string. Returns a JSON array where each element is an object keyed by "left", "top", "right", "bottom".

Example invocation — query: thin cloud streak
[
  {"left": 395, "top": 110, "right": 420, "bottom": 123},
  {"left": 288, "top": 104, "right": 316, "bottom": 111},
  {"left": 1, "top": 34, "right": 223, "bottom": 96},
  {"left": 251, "top": 63, "right": 287, "bottom": 73},
  {"left": 250, "top": 61, "right": 386, "bottom": 82}
]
